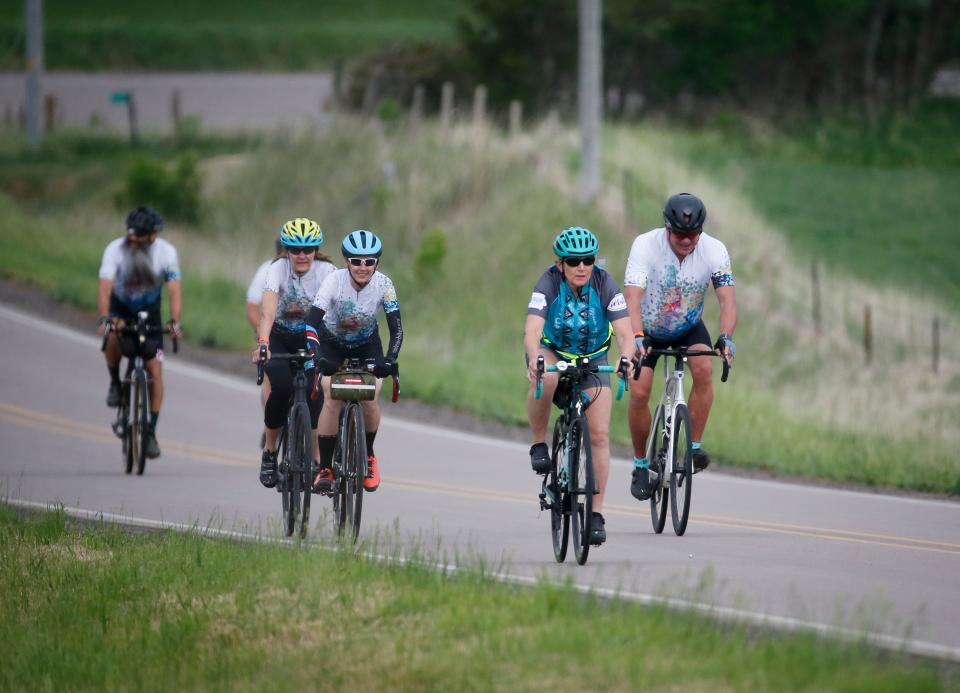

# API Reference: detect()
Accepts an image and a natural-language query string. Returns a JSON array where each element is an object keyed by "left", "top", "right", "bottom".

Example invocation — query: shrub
[
  {"left": 117, "top": 151, "right": 201, "bottom": 223},
  {"left": 414, "top": 227, "right": 447, "bottom": 284}
]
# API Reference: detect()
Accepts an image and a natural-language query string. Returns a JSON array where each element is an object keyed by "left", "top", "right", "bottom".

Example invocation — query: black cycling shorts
[
  {"left": 312, "top": 333, "right": 384, "bottom": 377},
  {"left": 109, "top": 295, "right": 163, "bottom": 360},
  {"left": 639, "top": 320, "right": 712, "bottom": 370},
  {"left": 264, "top": 327, "right": 322, "bottom": 430}
]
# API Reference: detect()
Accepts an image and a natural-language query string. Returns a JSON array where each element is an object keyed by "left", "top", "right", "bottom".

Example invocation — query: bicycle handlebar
[
  {"left": 634, "top": 347, "right": 730, "bottom": 383},
  {"left": 256, "top": 350, "right": 400, "bottom": 402},
  {"left": 534, "top": 355, "right": 627, "bottom": 402},
  {"left": 100, "top": 320, "right": 179, "bottom": 354}
]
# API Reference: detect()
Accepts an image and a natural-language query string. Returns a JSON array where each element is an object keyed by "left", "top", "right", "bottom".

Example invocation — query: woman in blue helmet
[
  {"left": 305, "top": 229, "right": 403, "bottom": 494},
  {"left": 524, "top": 226, "right": 635, "bottom": 547}
]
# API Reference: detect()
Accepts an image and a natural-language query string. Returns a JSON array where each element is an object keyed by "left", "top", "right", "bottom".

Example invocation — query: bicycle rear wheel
[
  {"left": 133, "top": 370, "right": 149, "bottom": 476},
  {"left": 669, "top": 403, "right": 693, "bottom": 535},
  {"left": 569, "top": 417, "right": 594, "bottom": 566},
  {"left": 647, "top": 405, "right": 668, "bottom": 534},
  {"left": 548, "top": 417, "right": 569, "bottom": 563},
  {"left": 291, "top": 402, "right": 312, "bottom": 539}
]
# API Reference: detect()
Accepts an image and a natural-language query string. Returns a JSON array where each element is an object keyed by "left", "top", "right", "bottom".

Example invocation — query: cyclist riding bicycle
[
  {"left": 524, "top": 226, "right": 634, "bottom": 545},
  {"left": 305, "top": 229, "right": 403, "bottom": 494},
  {"left": 624, "top": 192, "right": 738, "bottom": 500},
  {"left": 253, "top": 218, "right": 336, "bottom": 488},
  {"left": 97, "top": 206, "right": 182, "bottom": 459}
]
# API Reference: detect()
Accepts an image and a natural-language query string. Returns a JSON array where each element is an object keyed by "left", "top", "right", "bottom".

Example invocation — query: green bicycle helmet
[
  {"left": 553, "top": 226, "right": 599, "bottom": 257},
  {"left": 280, "top": 218, "right": 323, "bottom": 247}
]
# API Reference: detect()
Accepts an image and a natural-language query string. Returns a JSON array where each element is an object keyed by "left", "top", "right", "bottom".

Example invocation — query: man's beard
[{"left": 123, "top": 242, "right": 161, "bottom": 291}]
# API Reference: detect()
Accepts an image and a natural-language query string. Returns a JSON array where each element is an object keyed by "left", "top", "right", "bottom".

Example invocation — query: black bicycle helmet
[
  {"left": 662, "top": 193, "right": 706, "bottom": 232},
  {"left": 126, "top": 206, "right": 165, "bottom": 236}
]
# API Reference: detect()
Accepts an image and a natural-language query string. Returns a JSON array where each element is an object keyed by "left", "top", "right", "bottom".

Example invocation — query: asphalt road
[
  {"left": 0, "top": 72, "right": 333, "bottom": 132},
  {"left": 2, "top": 302, "right": 958, "bottom": 661}
]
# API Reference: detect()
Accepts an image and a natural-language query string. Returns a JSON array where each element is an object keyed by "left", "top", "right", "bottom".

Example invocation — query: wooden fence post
[
  {"left": 864, "top": 304, "right": 873, "bottom": 364},
  {"left": 440, "top": 82, "right": 454, "bottom": 128},
  {"left": 171, "top": 89, "right": 181, "bottom": 136},
  {"left": 509, "top": 100, "right": 522, "bottom": 137},
  {"left": 472, "top": 84, "right": 487, "bottom": 127},
  {"left": 410, "top": 84, "right": 424, "bottom": 123},
  {"left": 44, "top": 94, "right": 56, "bottom": 133},
  {"left": 811, "top": 261, "right": 822, "bottom": 337},
  {"left": 933, "top": 316, "right": 940, "bottom": 374}
]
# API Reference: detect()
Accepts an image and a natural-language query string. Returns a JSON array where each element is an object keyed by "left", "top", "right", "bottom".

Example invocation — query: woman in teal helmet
[{"left": 524, "top": 226, "right": 635, "bottom": 547}]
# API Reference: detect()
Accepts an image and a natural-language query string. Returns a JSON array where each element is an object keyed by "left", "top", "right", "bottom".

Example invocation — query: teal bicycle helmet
[
  {"left": 280, "top": 218, "right": 323, "bottom": 247},
  {"left": 342, "top": 229, "right": 383, "bottom": 258},
  {"left": 553, "top": 226, "right": 599, "bottom": 257}
]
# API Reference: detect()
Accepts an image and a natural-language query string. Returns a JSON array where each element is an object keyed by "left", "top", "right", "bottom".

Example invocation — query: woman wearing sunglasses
[
  {"left": 304, "top": 229, "right": 403, "bottom": 494},
  {"left": 253, "top": 218, "right": 337, "bottom": 488},
  {"left": 524, "top": 226, "right": 635, "bottom": 547}
]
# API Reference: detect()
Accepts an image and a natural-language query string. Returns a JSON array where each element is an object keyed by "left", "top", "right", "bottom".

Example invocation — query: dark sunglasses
[
  {"left": 668, "top": 228, "right": 702, "bottom": 238},
  {"left": 348, "top": 257, "right": 378, "bottom": 267},
  {"left": 287, "top": 246, "right": 318, "bottom": 255},
  {"left": 562, "top": 256, "right": 596, "bottom": 267}
]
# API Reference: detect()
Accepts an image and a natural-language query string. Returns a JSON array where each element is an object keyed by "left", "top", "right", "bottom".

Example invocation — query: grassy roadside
[
  {"left": 0, "top": 122, "right": 957, "bottom": 495},
  {"left": 0, "top": 0, "right": 462, "bottom": 70},
  {"left": 0, "top": 505, "right": 948, "bottom": 691}
]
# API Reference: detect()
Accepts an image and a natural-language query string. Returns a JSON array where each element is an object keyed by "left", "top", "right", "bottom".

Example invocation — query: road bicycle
[
  {"left": 102, "top": 312, "right": 177, "bottom": 476},
  {"left": 642, "top": 347, "right": 729, "bottom": 536},
  {"left": 318, "top": 358, "right": 399, "bottom": 541},
  {"left": 535, "top": 355, "right": 626, "bottom": 565},
  {"left": 257, "top": 347, "right": 315, "bottom": 539}
]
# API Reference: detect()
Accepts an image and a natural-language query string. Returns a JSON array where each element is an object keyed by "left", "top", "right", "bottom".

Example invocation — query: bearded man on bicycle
[
  {"left": 97, "top": 206, "right": 182, "bottom": 459},
  {"left": 524, "top": 226, "right": 635, "bottom": 545},
  {"left": 305, "top": 229, "right": 403, "bottom": 494},
  {"left": 625, "top": 193, "right": 738, "bottom": 501}
]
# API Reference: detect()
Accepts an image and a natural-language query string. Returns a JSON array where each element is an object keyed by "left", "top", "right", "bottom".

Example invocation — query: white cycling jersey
[
  {"left": 98, "top": 237, "right": 181, "bottom": 310},
  {"left": 311, "top": 268, "right": 399, "bottom": 346},
  {"left": 245, "top": 260, "right": 273, "bottom": 305},
  {"left": 263, "top": 258, "right": 336, "bottom": 333},
  {"left": 624, "top": 228, "right": 735, "bottom": 340}
]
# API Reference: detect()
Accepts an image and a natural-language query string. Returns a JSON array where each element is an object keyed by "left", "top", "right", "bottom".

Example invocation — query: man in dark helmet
[
  {"left": 623, "top": 193, "right": 738, "bottom": 500},
  {"left": 96, "top": 206, "right": 183, "bottom": 460}
]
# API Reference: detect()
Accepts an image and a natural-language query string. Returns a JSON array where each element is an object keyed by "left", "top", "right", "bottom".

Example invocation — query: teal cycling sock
[
  {"left": 633, "top": 456, "right": 649, "bottom": 469},
  {"left": 149, "top": 412, "right": 159, "bottom": 433},
  {"left": 692, "top": 441, "right": 702, "bottom": 450}
]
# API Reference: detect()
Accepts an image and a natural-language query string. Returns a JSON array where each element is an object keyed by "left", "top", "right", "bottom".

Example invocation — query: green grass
[
  {"left": 0, "top": 122, "right": 957, "bottom": 495},
  {"left": 0, "top": 0, "right": 463, "bottom": 70},
  {"left": 664, "top": 102, "right": 960, "bottom": 310},
  {"left": 0, "top": 505, "right": 948, "bottom": 691}
]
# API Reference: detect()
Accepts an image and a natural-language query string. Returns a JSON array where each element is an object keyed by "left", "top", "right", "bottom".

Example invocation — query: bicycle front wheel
[
  {"left": 647, "top": 405, "right": 668, "bottom": 534},
  {"left": 121, "top": 383, "right": 133, "bottom": 475},
  {"left": 291, "top": 402, "right": 312, "bottom": 539},
  {"left": 548, "top": 417, "right": 569, "bottom": 563},
  {"left": 568, "top": 416, "right": 594, "bottom": 566},
  {"left": 133, "top": 371, "right": 149, "bottom": 476},
  {"left": 340, "top": 402, "right": 365, "bottom": 541},
  {"left": 669, "top": 403, "right": 693, "bottom": 535}
]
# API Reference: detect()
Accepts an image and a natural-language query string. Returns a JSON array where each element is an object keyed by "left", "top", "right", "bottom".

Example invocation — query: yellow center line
[{"left": 3, "top": 402, "right": 958, "bottom": 556}]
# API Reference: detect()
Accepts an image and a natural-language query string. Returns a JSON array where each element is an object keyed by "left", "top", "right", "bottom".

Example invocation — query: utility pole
[
  {"left": 25, "top": 0, "right": 44, "bottom": 148},
  {"left": 578, "top": 0, "right": 602, "bottom": 204}
]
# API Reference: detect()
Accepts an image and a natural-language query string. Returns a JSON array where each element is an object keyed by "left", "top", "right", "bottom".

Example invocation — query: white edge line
[
  {"left": 2, "top": 301, "right": 958, "bottom": 509},
  {"left": 8, "top": 497, "right": 960, "bottom": 664}
]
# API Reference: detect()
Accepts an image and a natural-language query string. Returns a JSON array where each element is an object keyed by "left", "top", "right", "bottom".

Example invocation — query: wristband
[{"left": 634, "top": 331, "right": 645, "bottom": 337}]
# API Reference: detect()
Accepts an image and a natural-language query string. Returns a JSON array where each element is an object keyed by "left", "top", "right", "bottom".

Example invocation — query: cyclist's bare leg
[
  {"left": 360, "top": 379, "right": 383, "bottom": 432},
  {"left": 584, "top": 385, "right": 612, "bottom": 512},
  {"left": 317, "top": 377, "right": 341, "bottom": 436},
  {"left": 104, "top": 331, "right": 122, "bottom": 369},
  {"left": 686, "top": 343, "right": 714, "bottom": 441},
  {"left": 627, "top": 366, "right": 655, "bottom": 457},
  {"left": 526, "top": 347, "right": 560, "bottom": 443},
  {"left": 145, "top": 358, "right": 163, "bottom": 413}
]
